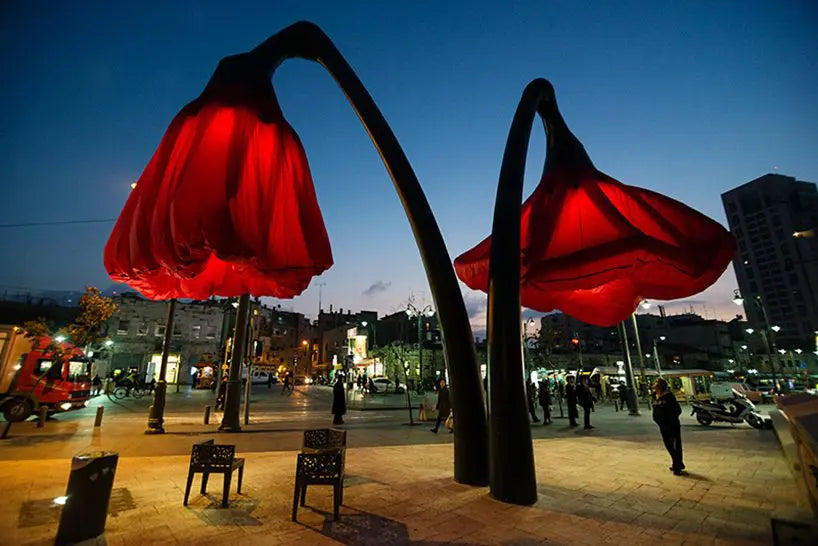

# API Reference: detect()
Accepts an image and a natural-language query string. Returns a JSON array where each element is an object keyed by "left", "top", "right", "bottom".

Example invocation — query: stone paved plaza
[{"left": 0, "top": 387, "right": 812, "bottom": 545}]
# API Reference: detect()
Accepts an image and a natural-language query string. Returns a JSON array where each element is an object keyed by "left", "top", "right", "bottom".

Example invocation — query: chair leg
[
  {"left": 200, "top": 472, "right": 209, "bottom": 495},
  {"left": 222, "top": 472, "right": 232, "bottom": 508},
  {"left": 292, "top": 478, "right": 301, "bottom": 521},
  {"left": 333, "top": 482, "right": 340, "bottom": 521},
  {"left": 339, "top": 479, "right": 344, "bottom": 505},
  {"left": 184, "top": 469, "right": 195, "bottom": 506},
  {"left": 300, "top": 482, "right": 307, "bottom": 506},
  {"left": 237, "top": 465, "right": 243, "bottom": 494}
]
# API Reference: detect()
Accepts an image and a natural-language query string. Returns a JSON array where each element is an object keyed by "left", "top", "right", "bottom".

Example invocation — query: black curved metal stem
[
  {"left": 252, "top": 22, "right": 488, "bottom": 486},
  {"left": 487, "top": 79, "right": 559, "bottom": 505}
]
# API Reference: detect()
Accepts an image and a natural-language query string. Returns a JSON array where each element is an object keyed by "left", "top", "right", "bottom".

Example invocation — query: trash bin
[{"left": 55, "top": 450, "right": 118, "bottom": 545}]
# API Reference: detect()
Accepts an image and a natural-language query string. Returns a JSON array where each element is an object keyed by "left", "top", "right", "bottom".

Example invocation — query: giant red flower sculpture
[
  {"left": 455, "top": 97, "right": 735, "bottom": 327},
  {"left": 104, "top": 53, "right": 333, "bottom": 300}
]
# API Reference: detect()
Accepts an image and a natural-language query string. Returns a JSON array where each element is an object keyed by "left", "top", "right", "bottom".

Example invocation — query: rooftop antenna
[{"left": 316, "top": 281, "right": 326, "bottom": 318}]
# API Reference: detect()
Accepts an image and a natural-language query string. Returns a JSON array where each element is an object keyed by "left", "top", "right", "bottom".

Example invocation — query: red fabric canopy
[
  {"left": 104, "top": 60, "right": 333, "bottom": 300},
  {"left": 454, "top": 165, "right": 735, "bottom": 326}
]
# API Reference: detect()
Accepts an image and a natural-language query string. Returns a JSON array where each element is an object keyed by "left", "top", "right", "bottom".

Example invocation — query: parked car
[{"left": 372, "top": 377, "right": 392, "bottom": 393}]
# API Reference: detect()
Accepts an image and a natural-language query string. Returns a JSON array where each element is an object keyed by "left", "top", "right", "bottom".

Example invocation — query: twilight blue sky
[{"left": 1, "top": 1, "right": 817, "bottom": 330}]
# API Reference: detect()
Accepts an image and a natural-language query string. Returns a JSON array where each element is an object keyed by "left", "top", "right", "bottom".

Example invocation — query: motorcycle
[{"left": 690, "top": 389, "right": 766, "bottom": 429}]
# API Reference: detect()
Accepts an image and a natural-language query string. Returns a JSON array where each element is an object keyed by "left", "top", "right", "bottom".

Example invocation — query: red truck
[{"left": 0, "top": 325, "right": 92, "bottom": 422}]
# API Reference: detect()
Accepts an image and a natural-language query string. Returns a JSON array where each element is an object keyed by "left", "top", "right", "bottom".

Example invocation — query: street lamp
[
  {"left": 734, "top": 289, "right": 782, "bottom": 385},
  {"left": 406, "top": 303, "right": 434, "bottom": 384},
  {"left": 652, "top": 335, "right": 666, "bottom": 376},
  {"left": 55, "top": 335, "right": 66, "bottom": 343}
]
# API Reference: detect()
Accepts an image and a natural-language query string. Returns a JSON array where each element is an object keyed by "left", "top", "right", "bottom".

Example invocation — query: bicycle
[{"left": 107, "top": 384, "right": 147, "bottom": 401}]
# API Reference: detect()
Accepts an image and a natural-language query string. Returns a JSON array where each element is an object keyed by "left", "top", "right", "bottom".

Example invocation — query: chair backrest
[
  {"left": 296, "top": 451, "right": 343, "bottom": 479},
  {"left": 302, "top": 428, "right": 346, "bottom": 451},
  {"left": 191, "top": 443, "right": 235, "bottom": 470}
]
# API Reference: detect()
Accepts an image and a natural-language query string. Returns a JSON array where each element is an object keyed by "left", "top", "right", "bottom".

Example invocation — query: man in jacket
[
  {"left": 577, "top": 376, "right": 595, "bottom": 429},
  {"left": 565, "top": 375, "right": 579, "bottom": 427},
  {"left": 431, "top": 378, "right": 451, "bottom": 433},
  {"left": 652, "top": 377, "right": 685, "bottom": 474}
]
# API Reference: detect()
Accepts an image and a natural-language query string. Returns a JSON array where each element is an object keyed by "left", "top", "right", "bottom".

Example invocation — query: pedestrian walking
[
  {"left": 332, "top": 374, "right": 346, "bottom": 425},
  {"left": 577, "top": 376, "right": 595, "bottom": 429},
  {"left": 282, "top": 372, "right": 293, "bottom": 395},
  {"left": 92, "top": 374, "right": 102, "bottom": 396},
  {"left": 215, "top": 376, "right": 227, "bottom": 410},
  {"left": 148, "top": 378, "right": 156, "bottom": 394},
  {"left": 565, "top": 375, "right": 579, "bottom": 427},
  {"left": 431, "top": 378, "right": 452, "bottom": 433},
  {"left": 538, "top": 379, "right": 552, "bottom": 424},
  {"left": 652, "top": 377, "right": 685, "bottom": 475},
  {"left": 618, "top": 380, "right": 628, "bottom": 412},
  {"left": 526, "top": 379, "right": 540, "bottom": 422},
  {"left": 267, "top": 372, "right": 273, "bottom": 389}
]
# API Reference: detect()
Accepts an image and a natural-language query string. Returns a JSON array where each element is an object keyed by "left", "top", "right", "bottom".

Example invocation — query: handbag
[{"left": 444, "top": 412, "right": 454, "bottom": 430}]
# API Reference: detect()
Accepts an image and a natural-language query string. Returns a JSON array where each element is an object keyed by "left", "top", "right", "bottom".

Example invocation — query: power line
[{"left": 0, "top": 218, "right": 116, "bottom": 228}]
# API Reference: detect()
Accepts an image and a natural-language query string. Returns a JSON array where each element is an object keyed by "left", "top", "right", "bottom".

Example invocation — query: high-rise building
[{"left": 721, "top": 173, "right": 818, "bottom": 351}]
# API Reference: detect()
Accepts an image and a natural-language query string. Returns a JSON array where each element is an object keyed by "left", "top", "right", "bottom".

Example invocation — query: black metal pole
[
  {"left": 220, "top": 294, "right": 249, "bottom": 432},
  {"left": 247, "top": 22, "right": 487, "bottom": 485},
  {"left": 146, "top": 299, "right": 176, "bottom": 434},
  {"left": 631, "top": 313, "right": 647, "bottom": 405},
  {"left": 618, "top": 322, "right": 640, "bottom": 415},
  {"left": 487, "top": 80, "right": 560, "bottom": 505}
]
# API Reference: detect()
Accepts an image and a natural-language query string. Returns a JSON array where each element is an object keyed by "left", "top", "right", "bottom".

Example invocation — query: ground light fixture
[
  {"left": 453, "top": 79, "right": 734, "bottom": 504},
  {"left": 103, "top": 21, "right": 487, "bottom": 486}
]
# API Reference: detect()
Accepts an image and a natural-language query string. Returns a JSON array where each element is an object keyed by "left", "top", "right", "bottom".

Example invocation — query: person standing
[
  {"left": 577, "top": 376, "right": 595, "bottom": 429},
  {"left": 431, "top": 378, "right": 451, "bottom": 433},
  {"left": 282, "top": 371, "right": 292, "bottom": 395},
  {"left": 92, "top": 374, "right": 102, "bottom": 396},
  {"left": 565, "top": 375, "right": 579, "bottom": 427},
  {"left": 652, "top": 377, "right": 685, "bottom": 475},
  {"left": 332, "top": 374, "right": 346, "bottom": 425},
  {"left": 618, "top": 380, "right": 628, "bottom": 412},
  {"left": 526, "top": 379, "right": 540, "bottom": 422},
  {"left": 538, "top": 379, "right": 552, "bottom": 424}
]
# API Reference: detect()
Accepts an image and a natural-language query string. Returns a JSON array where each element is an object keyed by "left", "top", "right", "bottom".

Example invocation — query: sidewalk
[{"left": 0, "top": 407, "right": 812, "bottom": 544}]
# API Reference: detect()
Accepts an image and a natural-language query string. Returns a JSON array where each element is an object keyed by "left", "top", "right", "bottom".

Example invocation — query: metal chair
[
  {"left": 301, "top": 428, "right": 347, "bottom": 452},
  {"left": 292, "top": 450, "right": 344, "bottom": 521},
  {"left": 183, "top": 440, "right": 244, "bottom": 508}
]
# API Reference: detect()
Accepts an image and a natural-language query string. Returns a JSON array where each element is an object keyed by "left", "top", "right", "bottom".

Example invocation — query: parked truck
[{"left": 0, "top": 325, "right": 91, "bottom": 421}]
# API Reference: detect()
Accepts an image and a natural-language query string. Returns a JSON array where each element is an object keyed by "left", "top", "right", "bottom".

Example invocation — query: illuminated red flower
[
  {"left": 455, "top": 149, "right": 735, "bottom": 327},
  {"left": 104, "top": 54, "right": 333, "bottom": 300}
]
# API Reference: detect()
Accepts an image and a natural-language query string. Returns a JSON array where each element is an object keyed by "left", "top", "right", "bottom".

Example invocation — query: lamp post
[
  {"left": 522, "top": 319, "right": 536, "bottom": 374},
  {"left": 617, "top": 321, "right": 640, "bottom": 415},
  {"left": 631, "top": 303, "right": 649, "bottom": 401},
  {"left": 220, "top": 293, "right": 250, "bottom": 432},
  {"left": 361, "top": 320, "right": 377, "bottom": 349},
  {"left": 734, "top": 289, "right": 781, "bottom": 386},
  {"left": 146, "top": 299, "right": 177, "bottom": 434},
  {"left": 652, "top": 335, "right": 666, "bottom": 376},
  {"left": 406, "top": 304, "right": 433, "bottom": 386}
]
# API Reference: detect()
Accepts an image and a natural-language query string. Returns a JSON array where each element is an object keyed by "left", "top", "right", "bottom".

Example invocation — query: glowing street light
[
  {"left": 771, "top": 325, "right": 781, "bottom": 333},
  {"left": 55, "top": 335, "right": 66, "bottom": 343}
]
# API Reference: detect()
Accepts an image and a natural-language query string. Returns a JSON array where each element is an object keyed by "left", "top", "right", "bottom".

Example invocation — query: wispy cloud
[{"left": 362, "top": 280, "right": 392, "bottom": 297}]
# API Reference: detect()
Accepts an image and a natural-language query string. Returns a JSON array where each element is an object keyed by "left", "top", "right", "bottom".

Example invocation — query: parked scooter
[{"left": 690, "top": 389, "right": 766, "bottom": 429}]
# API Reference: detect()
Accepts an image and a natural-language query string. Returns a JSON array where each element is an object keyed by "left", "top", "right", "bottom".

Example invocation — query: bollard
[
  {"left": 37, "top": 406, "right": 48, "bottom": 428},
  {"left": 55, "top": 451, "right": 118, "bottom": 545},
  {"left": 94, "top": 406, "right": 104, "bottom": 427},
  {"left": 203, "top": 405, "right": 211, "bottom": 425}
]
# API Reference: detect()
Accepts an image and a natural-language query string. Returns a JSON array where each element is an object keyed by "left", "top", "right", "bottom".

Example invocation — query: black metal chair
[
  {"left": 292, "top": 428, "right": 347, "bottom": 521},
  {"left": 292, "top": 450, "right": 344, "bottom": 521},
  {"left": 302, "top": 428, "right": 347, "bottom": 453},
  {"left": 183, "top": 439, "right": 244, "bottom": 508}
]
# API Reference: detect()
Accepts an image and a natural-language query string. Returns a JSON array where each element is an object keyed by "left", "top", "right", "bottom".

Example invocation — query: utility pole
[
  {"left": 146, "top": 299, "right": 176, "bottom": 434},
  {"left": 618, "top": 321, "right": 640, "bottom": 416}
]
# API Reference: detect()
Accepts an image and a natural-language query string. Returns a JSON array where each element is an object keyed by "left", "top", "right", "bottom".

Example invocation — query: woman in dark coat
[
  {"left": 332, "top": 375, "right": 347, "bottom": 425},
  {"left": 652, "top": 377, "right": 685, "bottom": 474},
  {"left": 538, "top": 379, "right": 552, "bottom": 424}
]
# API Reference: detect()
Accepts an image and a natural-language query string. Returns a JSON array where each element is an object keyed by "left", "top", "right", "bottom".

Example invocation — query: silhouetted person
[
  {"left": 332, "top": 375, "right": 346, "bottom": 425},
  {"left": 538, "top": 379, "right": 552, "bottom": 424},
  {"left": 282, "top": 372, "right": 293, "bottom": 395},
  {"left": 653, "top": 377, "right": 684, "bottom": 474},
  {"left": 526, "top": 379, "right": 540, "bottom": 422},
  {"left": 92, "top": 374, "right": 102, "bottom": 396},
  {"left": 565, "top": 375, "right": 578, "bottom": 427},
  {"left": 148, "top": 377, "right": 156, "bottom": 394},
  {"left": 618, "top": 380, "right": 628, "bottom": 412},
  {"left": 431, "top": 378, "right": 451, "bottom": 433},
  {"left": 577, "top": 376, "right": 595, "bottom": 429}
]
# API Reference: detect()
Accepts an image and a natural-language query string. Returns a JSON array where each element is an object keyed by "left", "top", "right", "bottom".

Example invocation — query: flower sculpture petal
[
  {"left": 455, "top": 111, "right": 735, "bottom": 327},
  {"left": 104, "top": 54, "right": 333, "bottom": 300}
]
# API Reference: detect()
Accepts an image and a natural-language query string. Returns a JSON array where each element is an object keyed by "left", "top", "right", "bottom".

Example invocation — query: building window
[
  {"left": 117, "top": 320, "right": 130, "bottom": 335},
  {"left": 191, "top": 325, "right": 202, "bottom": 339},
  {"left": 136, "top": 322, "right": 148, "bottom": 336},
  {"left": 206, "top": 325, "right": 216, "bottom": 339},
  {"left": 156, "top": 324, "right": 166, "bottom": 337}
]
